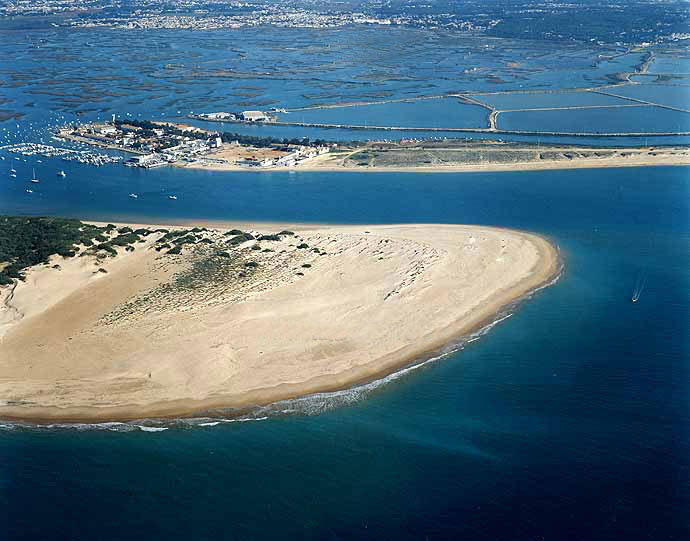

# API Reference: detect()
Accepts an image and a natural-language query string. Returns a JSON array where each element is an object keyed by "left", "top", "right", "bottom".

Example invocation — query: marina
[{"left": 0, "top": 143, "right": 122, "bottom": 166}]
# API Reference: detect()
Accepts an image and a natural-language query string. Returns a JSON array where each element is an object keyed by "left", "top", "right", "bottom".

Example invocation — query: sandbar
[{"left": 0, "top": 223, "right": 560, "bottom": 422}]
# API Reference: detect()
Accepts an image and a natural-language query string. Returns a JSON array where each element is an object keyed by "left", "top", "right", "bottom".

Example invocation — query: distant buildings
[
  {"left": 240, "top": 111, "right": 271, "bottom": 122},
  {"left": 61, "top": 120, "right": 331, "bottom": 170},
  {"left": 192, "top": 111, "right": 274, "bottom": 123}
]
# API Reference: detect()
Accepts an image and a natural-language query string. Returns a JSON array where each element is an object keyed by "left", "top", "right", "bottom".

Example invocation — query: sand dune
[{"left": 0, "top": 223, "right": 560, "bottom": 422}]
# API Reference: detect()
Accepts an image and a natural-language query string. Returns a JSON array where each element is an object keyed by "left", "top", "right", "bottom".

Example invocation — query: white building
[{"left": 241, "top": 110, "right": 270, "bottom": 122}]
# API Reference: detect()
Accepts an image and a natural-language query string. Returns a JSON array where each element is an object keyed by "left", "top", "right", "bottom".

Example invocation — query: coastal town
[{"left": 56, "top": 115, "right": 333, "bottom": 170}]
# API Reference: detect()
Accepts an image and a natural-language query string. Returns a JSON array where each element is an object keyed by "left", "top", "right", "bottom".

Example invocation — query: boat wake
[{"left": 631, "top": 273, "right": 646, "bottom": 303}]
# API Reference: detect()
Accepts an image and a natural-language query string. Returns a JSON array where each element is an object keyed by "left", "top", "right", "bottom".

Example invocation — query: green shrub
[
  {"left": 173, "top": 235, "right": 197, "bottom": 245},
  {"left": 244, "top": 261, "right": 258, "bottom": 268},
  {"left": 110, "top": 233, "right": 140, "bottom": 246},
  {"left": 228, "top": 233, "right": 255, "bottom": 245},
  {"left": 96, "top": 243, "right": 117, "bottom": 256},
  {"left": 297, "top": 243, "right": 309, "bottom": 249}
]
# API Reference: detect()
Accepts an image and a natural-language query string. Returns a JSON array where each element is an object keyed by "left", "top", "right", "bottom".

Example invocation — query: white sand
[{"left": 0, "top": 223, "right": 559, "bottom": 421}]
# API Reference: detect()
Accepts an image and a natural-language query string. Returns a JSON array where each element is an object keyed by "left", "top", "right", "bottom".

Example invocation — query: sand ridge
[{"left": 0, "top": 223, "right": 560, "bottom": 422}]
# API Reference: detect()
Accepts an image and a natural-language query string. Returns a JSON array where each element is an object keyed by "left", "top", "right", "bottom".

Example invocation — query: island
[
  {"left": 0, "top": 217, "right": 560, "bottom": 422},
  {"left": 46, "top": 118, "right": 690, "bottom": 174}
]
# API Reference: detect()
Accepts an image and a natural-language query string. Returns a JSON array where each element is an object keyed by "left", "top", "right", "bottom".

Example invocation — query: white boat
[
  {"left": 631, "top": 274, "right": 646, "bottom": 303},
  {"left": 30, "top": 168, "right": 39, "bottom": 183},
  {"left": 26, "top": 189, "right": 33, "bottom": 193},
  {"left": 10, "top": 167, "right": 16, "bottom": 174},
  {"left": 168, "top": 195, "right": 177, "bottom": 200},
  {"left": 129, "top": 193, "right": 138, "bottom": 199},
  {"left": 57, "top": 170, "right": 66, "bottom": 177}
]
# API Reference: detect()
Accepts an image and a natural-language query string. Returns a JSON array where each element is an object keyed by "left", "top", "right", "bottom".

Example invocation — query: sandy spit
[
  {"left": 178, "top": 153, "right": 690, "bottom": 174},
  {"left": 0, "top": 223, "right": 560, "bottom": 422}
]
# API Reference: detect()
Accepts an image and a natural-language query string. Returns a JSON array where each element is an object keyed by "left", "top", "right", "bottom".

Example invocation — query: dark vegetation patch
[
  {"left": 0, "top": 216, "right": 112, "bottom": 284},
  {"left": 258, "top": 234, "right": 281, "bottom": 241},
  {"left": 227, "top": 233, "right": 255, "bottom": 245}
]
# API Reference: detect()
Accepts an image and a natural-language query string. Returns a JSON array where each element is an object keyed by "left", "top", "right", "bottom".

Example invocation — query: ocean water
[
  {"left": 1, "top": 165, "right": 689, "bottom": 540},
  {"left": 1, "top": 22, "right": 689, "bottom": 540}
]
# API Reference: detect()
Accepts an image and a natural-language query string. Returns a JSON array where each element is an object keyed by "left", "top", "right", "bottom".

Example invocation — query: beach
[
  {"left": 0, "top": 223, "right": 560, "bottom": 422},
  {"left": 178, "top": 145, "right": 690, "bottom": 174}
]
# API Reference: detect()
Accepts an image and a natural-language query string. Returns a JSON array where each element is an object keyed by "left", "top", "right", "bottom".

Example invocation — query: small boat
[
  {"left": 631, "top": 274, "right": 646, "bottom": 303},
  {"left": 26, "top": 189, "right": 33, "bottom": 193},
  {"left": 30, "top": 168, "right": 39, "bottom": 183},
  {"left": 129, "top": 193, "right": 138, "bottom": 199},
  {"left": 168, "top": 195, "right": 177, "bottom": 200},
  {"left": 57, "top": 170, "right": 66, "bottom": 177},
  {"left": 10, "top": 167, "right": 16, "bottom": 174}
]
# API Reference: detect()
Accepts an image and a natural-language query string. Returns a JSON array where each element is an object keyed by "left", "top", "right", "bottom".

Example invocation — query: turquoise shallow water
[{"left": 1, "top": 164, "right": 689, "bottom": 540}]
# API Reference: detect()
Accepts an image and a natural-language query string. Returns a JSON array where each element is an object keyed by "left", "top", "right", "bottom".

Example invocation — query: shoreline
[
  {"left": 178, "top": 155, "right": 690, "bottom": 174},
  {"left": 0, "top": 223, "right": 561, "bottom": 423}
]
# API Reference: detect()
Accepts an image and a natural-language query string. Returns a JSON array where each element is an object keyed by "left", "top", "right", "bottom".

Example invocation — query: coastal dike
[{"left": 0, "top": 223, "right": 561, "bottom": 422}]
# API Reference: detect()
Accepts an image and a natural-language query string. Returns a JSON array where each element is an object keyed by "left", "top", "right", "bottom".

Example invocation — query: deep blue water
[{"left": 1, "top": 164, "right": 689, "bottom": 540}]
